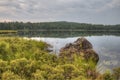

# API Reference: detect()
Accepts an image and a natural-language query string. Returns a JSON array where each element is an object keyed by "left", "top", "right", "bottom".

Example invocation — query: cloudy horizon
[{"left": 0, "top": 0, "right": 120, "bottom": 24}]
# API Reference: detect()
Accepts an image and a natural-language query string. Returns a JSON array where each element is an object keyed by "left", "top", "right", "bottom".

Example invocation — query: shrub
[
  {"left": 113, "top": 67, "right": 120, "bottom": 80},
  {"left": 2, "top": 71, "right": 23, "bottom": 80},
  {"left": 10, "top": 58, "right": 29, "bottom": 77},
  {"left": 0, "top": 59, "right": 8, "bottom": 78},
  {"left": 32, "top": 70, "right": 45, "bottom": 80},
  {"left": 0, "top": 41, "right": 10, "bottom": 60},
  {"left": 102, "top": 71, "right": 114, "bottom": 80}
]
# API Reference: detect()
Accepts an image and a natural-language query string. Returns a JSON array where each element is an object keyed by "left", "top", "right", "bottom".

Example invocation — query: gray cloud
[{"left": 0, "top": 0, "right": 120, "bottom": 24}]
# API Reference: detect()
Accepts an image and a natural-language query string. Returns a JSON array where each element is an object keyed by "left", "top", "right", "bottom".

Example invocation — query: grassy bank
[
  {"left": 0, "top": 37, "right": 119, "bottom": 80},
  {"left": 0, "top": 30, "right": 17, "bottom": 34}
]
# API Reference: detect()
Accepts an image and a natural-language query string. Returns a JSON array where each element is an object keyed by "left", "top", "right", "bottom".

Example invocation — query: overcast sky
[{"left": 0, "top": 0, "right": 120, "bottom": 24}]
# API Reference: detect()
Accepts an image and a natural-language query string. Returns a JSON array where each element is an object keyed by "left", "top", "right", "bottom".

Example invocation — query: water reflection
[
  {"left": 31, "top": 36, "right": 120, "bottom": 73},
  {"left": 86, "top": 36, "right": 120, "bottom": 73}
]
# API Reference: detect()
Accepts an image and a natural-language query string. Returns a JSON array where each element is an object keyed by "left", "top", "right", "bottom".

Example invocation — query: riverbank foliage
[{"left": 0, "top": 37, "right": 119, "bottom": 80}]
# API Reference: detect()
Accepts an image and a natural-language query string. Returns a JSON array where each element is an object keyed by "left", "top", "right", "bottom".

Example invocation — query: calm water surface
[{"left": 30, "top": 35, "right": 120, "bottom": 73}]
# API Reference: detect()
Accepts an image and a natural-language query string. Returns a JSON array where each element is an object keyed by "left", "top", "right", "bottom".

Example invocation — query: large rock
[{"left": 59, "top": 37, "right": 99, "bottom": 63}]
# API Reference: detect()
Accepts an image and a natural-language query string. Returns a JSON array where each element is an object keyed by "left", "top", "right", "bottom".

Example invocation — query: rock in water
[{"left": 59, "top": 37, "right": 99, "bottom": 63}]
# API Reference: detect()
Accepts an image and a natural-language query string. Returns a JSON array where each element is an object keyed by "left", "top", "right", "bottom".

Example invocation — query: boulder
[{"left": 59, "top": 37, "right": 99, "bottom": 63}]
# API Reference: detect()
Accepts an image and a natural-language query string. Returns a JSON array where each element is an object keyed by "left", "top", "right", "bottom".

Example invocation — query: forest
[
  {"left": 0, "top": 21, "right": 120, "bottom": 31},
  {"left": 0, "top": 37, "right": 120, "bottom": 80}
]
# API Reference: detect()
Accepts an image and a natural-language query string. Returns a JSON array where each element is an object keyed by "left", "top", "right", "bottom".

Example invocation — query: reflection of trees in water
[
  {"left": 4, "top": 31, "right": 120, "bottom": 37},
  {"left": 0, "top": 30, "right": 120, "bottom": 37}
]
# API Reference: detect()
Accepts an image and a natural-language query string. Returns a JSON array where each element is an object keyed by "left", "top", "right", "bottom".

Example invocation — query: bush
[
  {"left": 0, "top": 41, "right": 10, "bottom": 60},
  {"left": 2, "top": 71, "right": 23, "bottom": 80},
  {"left": 113, "top": 67, "right": 120, "bottom": 80},
  {"left": 32, "top": 70, "right": 45, "bottom": 80},
  {"left": 56, "top": 64, "right": 81, "bottom": 79},
  {"left": 10, "top": 58, "right": 29, "bottom": 77},
  {"left": 102, "top": 71, "right": 114, "bottom": 80},
  {"left": 0, "top": 59, "right": 8, "bottom": 74}
]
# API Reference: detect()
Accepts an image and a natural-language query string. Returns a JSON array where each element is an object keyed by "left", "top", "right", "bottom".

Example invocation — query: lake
[{"left": 30, "top": 35, "right": 120, "bottom": 74}]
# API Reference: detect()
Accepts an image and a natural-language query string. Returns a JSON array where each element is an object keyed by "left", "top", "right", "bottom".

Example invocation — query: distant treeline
[{"left": 0, "top": 21, "right": 120, "bottom": 30}]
